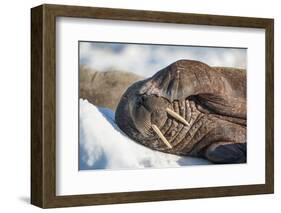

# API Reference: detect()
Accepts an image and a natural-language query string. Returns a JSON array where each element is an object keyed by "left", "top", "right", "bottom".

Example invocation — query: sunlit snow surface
[{"left": 79, "top": 99, "right": 211, "bottom": 170}]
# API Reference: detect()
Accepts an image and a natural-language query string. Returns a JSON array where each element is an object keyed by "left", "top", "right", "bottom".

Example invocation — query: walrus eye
[{"left": 136, "top": 96, "right": 144, "bottom": 108}]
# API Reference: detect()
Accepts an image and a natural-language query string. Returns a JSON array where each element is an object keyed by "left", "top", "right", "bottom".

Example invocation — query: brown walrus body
[{"left": 115, "top": 60, "right": 246, "bottom": 164}]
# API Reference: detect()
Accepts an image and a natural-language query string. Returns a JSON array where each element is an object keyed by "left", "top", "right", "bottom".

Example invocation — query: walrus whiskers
[
  {"left": 166, "top": 108, "right": 190, "bottom": 126},
  {"left": 151, "top": 124, "right": 173, "bottom": 149}
]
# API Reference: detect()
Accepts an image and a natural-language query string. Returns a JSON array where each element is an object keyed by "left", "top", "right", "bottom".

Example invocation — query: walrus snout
[{"left": 132, "top": 95, "right": 169, "bottom": 137}]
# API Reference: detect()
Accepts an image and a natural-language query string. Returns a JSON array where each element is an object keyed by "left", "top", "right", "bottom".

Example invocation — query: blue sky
[{"left": 79, "top": 41, "right": 246, "bottom": 77}]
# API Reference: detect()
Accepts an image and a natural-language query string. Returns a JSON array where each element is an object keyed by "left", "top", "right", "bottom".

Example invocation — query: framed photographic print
[{"left": 31, "top": 4, "right": 274, "bottom": 208}]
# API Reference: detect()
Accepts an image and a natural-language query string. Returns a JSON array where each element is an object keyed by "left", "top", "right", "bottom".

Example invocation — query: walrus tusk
[
  {"left": 166, "top": 108, "right": 190, "bottom": 126},
  {"left": 151, "top": 124, "right": 173, "bottom": 149}
]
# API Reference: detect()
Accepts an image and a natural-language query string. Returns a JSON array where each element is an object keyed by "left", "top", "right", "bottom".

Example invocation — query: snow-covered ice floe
[{"left": 79, "top": 99, "right": 211, "bottom": 170}]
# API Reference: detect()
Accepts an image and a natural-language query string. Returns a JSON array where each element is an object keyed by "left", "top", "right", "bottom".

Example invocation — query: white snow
[{"left": 79, "top": 99, "right": 210, "bottom": 170}]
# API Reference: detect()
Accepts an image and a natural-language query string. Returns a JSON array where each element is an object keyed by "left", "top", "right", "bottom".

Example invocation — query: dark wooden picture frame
[{"left": 31, "top": 4, "right": 274, "bottom": 208}]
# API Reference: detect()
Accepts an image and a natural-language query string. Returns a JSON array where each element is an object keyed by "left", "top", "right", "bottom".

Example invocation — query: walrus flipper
[
  {"left": 139, "top": 59, "right": 246, "bottom": 119},
  {"left": 196, "top": 94, "right": 246, "bottom": 119},
  {"left": 205, "top": 142, "right": 246, "bottom": 164}
]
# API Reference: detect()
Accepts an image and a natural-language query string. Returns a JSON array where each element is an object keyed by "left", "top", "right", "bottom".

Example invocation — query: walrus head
[
  {"left": 115, "top": 79, "right": 171, "bottom": 143},
  {"left": 115, "top": 60, "right": 212, "bottom": 148}
]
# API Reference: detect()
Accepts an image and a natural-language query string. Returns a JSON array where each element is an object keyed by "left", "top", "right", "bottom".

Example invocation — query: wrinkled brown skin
[{"left": 115, "top": 60, "right": 246, "bottom": 164}]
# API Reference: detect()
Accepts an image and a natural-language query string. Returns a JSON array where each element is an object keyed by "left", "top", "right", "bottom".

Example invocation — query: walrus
[{"left": 115, "top": 60, "right": 246, "bottom": 164}]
